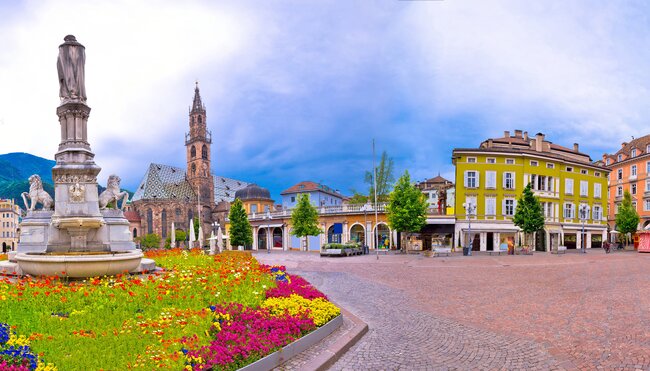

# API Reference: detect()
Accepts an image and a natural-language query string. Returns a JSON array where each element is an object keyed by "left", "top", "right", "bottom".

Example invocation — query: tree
[
  {"left": 347, "top": 192, "right": 368, "bottom": 205},
  {"left": 228, "top": 198, "right": 252, "bottom": 248},
  {"left": 139, "top": 233, "right": 161, "bottom": 250},
  {"left": 615, "top": 190, "right": 639, "bottom": 247},
  {"left": 386, "top": 170, "right": 428, "bottom": 252},
  {"left": 365, "top": 151, "right": 394, "bottom": 202},
  {"left": 290, "top": 194, "right": 321, "bottom": 250},
  {"left": 512, "top": 183, "right": 545, "bottom": 250}
]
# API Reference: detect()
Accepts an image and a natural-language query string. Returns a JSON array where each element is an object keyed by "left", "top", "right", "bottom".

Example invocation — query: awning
[{"left": 255, "top": 224, "right": 284, "bottom": 229}]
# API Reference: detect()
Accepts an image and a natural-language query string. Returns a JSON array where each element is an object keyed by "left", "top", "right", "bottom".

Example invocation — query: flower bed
[{"left": 0, "top": 249, "right": 339, "bottom": 370}]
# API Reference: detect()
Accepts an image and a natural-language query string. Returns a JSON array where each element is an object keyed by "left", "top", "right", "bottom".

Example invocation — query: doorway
[
  {"left": 535, "top": 230, "right": 546, "bottom": 252},
  {"left": 486, "top": 233, "right": 494, "bottom": 251}
]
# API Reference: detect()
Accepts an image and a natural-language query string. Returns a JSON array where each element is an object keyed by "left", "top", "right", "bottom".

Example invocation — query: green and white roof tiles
[{"left": 132, "top": 163, "right": 249, "bottom": 204}]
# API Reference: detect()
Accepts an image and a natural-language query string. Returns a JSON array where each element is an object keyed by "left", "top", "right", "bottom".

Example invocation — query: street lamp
[
  {"left": 264, "top": 210, "right": 271, "bottom": 254},
  {"left": 579, "top": 204, "right": 590, "bottom": 254},
  {"left": 462, "top": 202, "right": 476, "bottom": 256}
]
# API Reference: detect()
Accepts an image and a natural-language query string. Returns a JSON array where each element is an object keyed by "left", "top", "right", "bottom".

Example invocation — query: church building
[{"left": 131, "top": 84, "right": 250, "bottom": 243}]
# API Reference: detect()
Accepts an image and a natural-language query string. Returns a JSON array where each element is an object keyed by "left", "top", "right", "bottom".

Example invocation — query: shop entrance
[
  {"left": 564, "top": 234, "right": 577, "bottom": 249},
  {"left": 486, "top": 232, "right": 494, "bottom": 251},
  {"left": 535, "top": 229, "right": 546, "bottom": 252}
]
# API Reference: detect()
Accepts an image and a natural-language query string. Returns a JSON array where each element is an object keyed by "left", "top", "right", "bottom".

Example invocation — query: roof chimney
[
  {"left": 535, "top": 133, "right": 545, "bottom": 152},
  {"left": 514, "top": 129, "right": 523, "bottom": 138},
  {"left": 523, "top": 131, "right": 529, "bottom": 141},
  {"left": 504, "top": 131, "right": 510, "bottom": 138},
  {"left": 622, "top": 142, "right": 628, "bottom": 148},
  {"left": 573, "top": 143, "right": 579, "bottom": 152}
]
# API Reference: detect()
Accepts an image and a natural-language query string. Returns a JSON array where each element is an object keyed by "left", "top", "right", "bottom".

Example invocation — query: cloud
[{"left": 3, "top": 1, "right": 650, "bottom": 200}]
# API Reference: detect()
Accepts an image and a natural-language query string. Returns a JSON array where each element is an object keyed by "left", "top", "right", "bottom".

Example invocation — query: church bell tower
[{"left": 186, "top": 82, "right": 214, "bottom": 207}]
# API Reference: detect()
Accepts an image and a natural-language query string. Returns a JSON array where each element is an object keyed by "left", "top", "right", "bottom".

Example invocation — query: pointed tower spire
[{"left": 192, "top": 81, "right": 205, "bottom": 113}]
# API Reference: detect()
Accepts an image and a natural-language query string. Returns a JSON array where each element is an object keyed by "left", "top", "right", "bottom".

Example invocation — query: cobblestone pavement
[{"left": 256, "top": 250, "right": 650, "bottom": 370}]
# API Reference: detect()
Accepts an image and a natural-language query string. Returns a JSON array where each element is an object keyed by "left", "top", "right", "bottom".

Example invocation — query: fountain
[{"left": 9, "top": 35, "right": 147, "bottom": 278}]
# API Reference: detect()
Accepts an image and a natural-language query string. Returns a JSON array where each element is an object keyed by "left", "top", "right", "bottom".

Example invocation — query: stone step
[
  {"left": 0, "top": 261, "right": 22, "bottom": 276},
  {"left": 130, "top": 258, "right": 156, "bottom": 273}
]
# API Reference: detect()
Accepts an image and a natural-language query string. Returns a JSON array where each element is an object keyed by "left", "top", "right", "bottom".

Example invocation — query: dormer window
[
  {"left": 618, "top": 154, "right": 623, "bottom": 162},
  {"left": 647, "top": 144, "right": 650, "bottom": 153},
  {"left": 632, "top": 149, "right": 637, "bottom": 157}
]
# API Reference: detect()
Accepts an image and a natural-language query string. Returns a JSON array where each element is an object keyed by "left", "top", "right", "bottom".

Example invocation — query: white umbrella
[
  {"left": 209, "top": 231, "right": 216, "bottom": 255},
  {"left": 170, "top": 222, "right": 176, "bottom": 248},
  {"left": 189, "top": 218, "right": 196, "bottom": 248},
  {"left": 217, "top": 226, "right": 224, "bottom": 253},
  {"left": 198, "top": 224, "right": 204, "bottom": 248}
]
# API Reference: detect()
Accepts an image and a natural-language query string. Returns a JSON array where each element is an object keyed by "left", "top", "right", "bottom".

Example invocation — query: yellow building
[
  {"left": 0, "top": 199, "right": 21, "bottom": 252},
  {"left": 453, "top": 130, "right": 610, "bottom": 252}
]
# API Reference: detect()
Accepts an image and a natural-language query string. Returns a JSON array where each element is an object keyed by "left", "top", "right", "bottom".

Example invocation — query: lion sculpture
[
  {"left": 99, "top": 175, "right": 129, "bottom": 210},
  {"left": 21, "top": 174, "right": 54, "bottom": 211}
]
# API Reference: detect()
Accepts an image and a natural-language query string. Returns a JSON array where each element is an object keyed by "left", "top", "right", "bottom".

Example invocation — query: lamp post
[
  {"left": 462, "top": 202, "right": 476, "bottom": 256},
  {"left": 579, "top": 204, "right": 590, "bottom": 254},
  {"left": 264, "top": 210, "right": 271, "bottom": 254}
]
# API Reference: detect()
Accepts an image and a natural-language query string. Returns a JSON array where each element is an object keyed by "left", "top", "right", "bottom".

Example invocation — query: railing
[
  {"left": 184, "top": 130, "right": 212, "bottom": 145},
  {"left": 244, "top": 203, "right": 456, "bottom": 221}
]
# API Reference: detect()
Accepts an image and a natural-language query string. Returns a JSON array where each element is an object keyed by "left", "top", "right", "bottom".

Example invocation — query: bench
[
  {"left": 433, "top": 247, "right": 452, "bottom": 257},
  {"left": 489, "top": 243, "right": 509, "bottom": 255}
]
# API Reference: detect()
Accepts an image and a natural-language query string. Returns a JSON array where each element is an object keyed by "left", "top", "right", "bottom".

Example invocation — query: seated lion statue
[
  {"left": 21, "top": 174, "right": 54, "bottom": 211},
  {"left": 99, "top": 174, "right": 129, "bottom": 210}
]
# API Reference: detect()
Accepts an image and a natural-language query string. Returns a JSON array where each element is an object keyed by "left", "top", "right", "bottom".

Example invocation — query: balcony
[{"left": 185, "top": 130, "right": 213, "bottom": 145}]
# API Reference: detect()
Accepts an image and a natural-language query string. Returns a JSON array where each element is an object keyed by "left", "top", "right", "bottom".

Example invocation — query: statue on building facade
[{"left": 57, "top": 35, "right": 86, "bottom": 102}]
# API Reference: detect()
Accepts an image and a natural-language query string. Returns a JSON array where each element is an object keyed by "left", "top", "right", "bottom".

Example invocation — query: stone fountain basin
[
  {"left": 52, "top": 217, "right": 104, "bottom": 229},
  {"left": 15, "top": 250, "right": 143, "bottom": 278}
]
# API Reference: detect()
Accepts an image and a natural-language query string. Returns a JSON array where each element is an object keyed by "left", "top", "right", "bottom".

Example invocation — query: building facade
[
  {"left": 453, "top": 130, "right": 609, "bottom": 252},
  {"left": 0, "top": 199, "right": 20, "bottom": 252},
  {"left": 131, "top": 84, "right": 249, "bottom": 245},
  {"left": 280, "top": 181, "right": 344, "bottom": 209},
  {"left": 603, "top": 135, "right": 650, "bottom": 231}
]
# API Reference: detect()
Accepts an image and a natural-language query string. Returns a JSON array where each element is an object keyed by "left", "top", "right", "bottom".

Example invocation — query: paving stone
[{"left": 257, "top": 250, "right": 650, "bottom": 370}]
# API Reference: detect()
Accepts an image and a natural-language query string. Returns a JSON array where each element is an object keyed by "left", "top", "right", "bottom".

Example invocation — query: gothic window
[
  {"left": 133, "top": 228, "right": 138, "bottom": 238},
  {"left": 161, "top": 209, "right": 167, "bottom": 238},
  {"left": 191, "top": 163, "right": 196, "bottom": 176},
  {"left": 175, "top": 208, "right": 182, "bottom": 217},
  {"left": 146, "top": 208, "right": 153, "bottom": 234},
  {"left": 202, "top": 145, "right": 208, "bottom": 159},
  {"left": 188, "top": 210, "right": 194, "bottom": 225},
  {"left": 191, "top": 146, "right": 196, "bottom": 158},
  {"left": 198, "top": 116, "right": 202, "bottom": 124}
]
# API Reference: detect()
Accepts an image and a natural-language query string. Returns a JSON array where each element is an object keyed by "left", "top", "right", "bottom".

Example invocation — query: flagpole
[{"left": 374, "top": 139, "right": 379, "bottom": 261}]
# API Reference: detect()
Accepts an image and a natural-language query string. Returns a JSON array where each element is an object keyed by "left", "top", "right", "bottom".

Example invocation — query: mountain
[{"left": 0, "top": 152, "right": 133, "bottom": 207}]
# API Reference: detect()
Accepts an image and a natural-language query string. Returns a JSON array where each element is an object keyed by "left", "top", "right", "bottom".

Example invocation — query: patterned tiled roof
[
  {"left": 132, "top": 163, "right": 250, "bottom": 204},
  {"left": 132, "top": 163, "right": 196, "bottom": 202},
  {"left": 213, "top": 175, "right": 250, "bottom": 203}
]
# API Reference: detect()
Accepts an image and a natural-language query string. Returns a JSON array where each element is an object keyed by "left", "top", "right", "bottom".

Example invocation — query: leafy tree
[
  {"left": 365, "top": 151, "right": 394, "bottom": 202},
  {"left": 175, "top": 230, "right": 187, "bottom": 242},
  {"left": 139, "top": 233, "right": 161, "bottom": 250},
  {"left": 228, "top": 198, "right": 252, "bottom": 248},
  {"left": 347, "top": 192, "right": 368, "bottom": 205},
  {"left": 513, "top": 183, "right": 545, "bottom": 249},
  {"left": 386, "top": 170, "right": 428, "bottom": 252},
  {"left": 290, "top": 194, "right": 322, "bottom": 250},
  {"left": 615, "top": 190, "right": 639, "bottom": 247}
]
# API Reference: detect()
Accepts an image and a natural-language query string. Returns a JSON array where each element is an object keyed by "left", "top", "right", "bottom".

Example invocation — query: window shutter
[
  {"left": 501, "top": 199, "right": 505, "bottom": 216},
  {"left": 476, "top": 172, "right": 480, "bottom": 188},
  {"left": 464, "top": 171, "right": 468, "bottom": 187},
  {"left": 512, "top": 174, "right": 516, "bottom": 190}
]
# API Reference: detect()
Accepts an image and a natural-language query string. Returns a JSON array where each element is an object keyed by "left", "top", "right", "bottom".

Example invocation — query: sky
[{"left": 2, "top": 0, "right": 650, "bottom": 201}]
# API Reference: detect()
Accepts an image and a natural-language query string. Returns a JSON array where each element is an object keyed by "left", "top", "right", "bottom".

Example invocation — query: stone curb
[{"left": 300, "top": 306, "right": 369, "bottom": 371}]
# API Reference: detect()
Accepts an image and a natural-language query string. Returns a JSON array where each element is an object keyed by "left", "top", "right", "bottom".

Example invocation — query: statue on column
[{"left": 57, "top": 35, "right": 86, "bottom": 102}]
